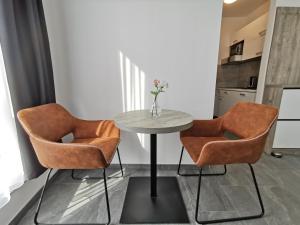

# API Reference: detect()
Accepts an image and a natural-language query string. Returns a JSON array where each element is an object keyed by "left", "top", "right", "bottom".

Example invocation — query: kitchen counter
[
  {"left": 217, "top": 87, "right": 257, "bottom": 93},
  {"left": 215, "top": 88, "right": 257, "bottom": 116},
  {"left": 265, "top": 84, "right": 300, "bottom": 89}
]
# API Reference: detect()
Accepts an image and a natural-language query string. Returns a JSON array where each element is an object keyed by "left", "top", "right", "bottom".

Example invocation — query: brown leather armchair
[
  {"left": 177, "top": 102, "right": 278, "bottom": 224},
  {"left": 18, "top": 103, "right": 123, "bottom": 225}
]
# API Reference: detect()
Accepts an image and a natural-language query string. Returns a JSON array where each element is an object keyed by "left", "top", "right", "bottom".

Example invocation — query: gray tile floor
[{"left": 17, "top": 153, "right": 300, "bottom": 225}]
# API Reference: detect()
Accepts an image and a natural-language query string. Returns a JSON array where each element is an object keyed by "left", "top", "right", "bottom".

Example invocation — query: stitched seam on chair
[
  {"left": 197, "top": 112, "right": 279, "bottom": 165},
  {"left": 30, "top": 135, "right": 109, "bottom": 166},
  {"left": 73, "top": 137, "right": 119, "bottom": 144}
]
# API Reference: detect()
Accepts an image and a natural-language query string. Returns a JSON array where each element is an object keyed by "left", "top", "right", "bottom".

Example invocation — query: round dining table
[{"left": 114, "top": 109, "right": 193, "bottom": 224}]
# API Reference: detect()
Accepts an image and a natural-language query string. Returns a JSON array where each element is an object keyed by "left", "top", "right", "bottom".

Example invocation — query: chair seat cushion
[
  {"left": 72, "top": 137, "right": 120, "bottom": 164},
  {"left": 181, "top": 136, "right": 227, "bottom": 163}
]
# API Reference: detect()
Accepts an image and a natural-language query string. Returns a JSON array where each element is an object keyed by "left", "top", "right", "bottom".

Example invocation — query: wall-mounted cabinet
[
  {"left": 224, "top": 13, "right": 268, "bottom": 62},
  {"left": 230, "top": 13, "right": 268, "bottom": 46},
  {"left": 243, "top": 35, "right": 265, "bottom": 60}
]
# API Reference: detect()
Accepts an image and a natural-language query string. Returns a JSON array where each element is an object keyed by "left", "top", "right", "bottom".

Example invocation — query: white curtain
[{"left": 0, "top": 44, "right": 24, "bottom": 208}]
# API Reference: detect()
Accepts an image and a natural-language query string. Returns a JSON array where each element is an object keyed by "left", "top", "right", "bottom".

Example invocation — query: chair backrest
[
  {"left": 222, "top": 102, "right": 278, "bottom": 139},
  {"left": 17, "top": 103, "right": 74, "bottom": 141}
]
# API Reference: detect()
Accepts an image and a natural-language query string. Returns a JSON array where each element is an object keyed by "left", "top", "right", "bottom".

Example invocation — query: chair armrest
[
  {"left": 73, "top": 119, "right": 120, "bottom": 139},
  {"left": 180, "top": 117, "right": 223, "bottom": 137},
  {"left": 30, "top": 136, "right": 108, "bottom": 169},
  {"left": 196, "top": 132, "right": 268, "bottom": 167}
]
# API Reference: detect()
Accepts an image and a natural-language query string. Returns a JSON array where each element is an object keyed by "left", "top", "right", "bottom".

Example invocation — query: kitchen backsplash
[{"left": 216, "top": 60, "right": 261, "bottom": 88}]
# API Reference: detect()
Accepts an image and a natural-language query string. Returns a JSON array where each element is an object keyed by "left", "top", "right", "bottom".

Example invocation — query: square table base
[{"left": 120, "top": 177, "right": 190, "bottom": 224}]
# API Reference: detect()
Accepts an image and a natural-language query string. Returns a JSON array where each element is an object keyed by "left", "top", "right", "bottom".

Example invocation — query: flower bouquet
[{"left": 150, "top": 79, "right": 168, "bottom": 117}]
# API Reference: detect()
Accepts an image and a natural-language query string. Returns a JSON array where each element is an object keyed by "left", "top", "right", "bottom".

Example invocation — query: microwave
[{"left": 230, "top": 40, "right": 244, "bottom": 56}]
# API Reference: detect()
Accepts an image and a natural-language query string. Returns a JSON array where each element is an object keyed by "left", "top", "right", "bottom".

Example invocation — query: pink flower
[{"left": 153, "top": 79, "right": 160, "bottom": 87}]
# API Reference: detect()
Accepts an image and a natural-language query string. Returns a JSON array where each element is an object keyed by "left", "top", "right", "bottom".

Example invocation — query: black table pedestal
[
  {"left": 119, "top": 177, "right": 189, "bottom": 224},
  {"left": 150, "top": 134, "right": 157, "bottom": 197},
  {"left": 120, "top": 134, "right": 189, "bottom": 224}
]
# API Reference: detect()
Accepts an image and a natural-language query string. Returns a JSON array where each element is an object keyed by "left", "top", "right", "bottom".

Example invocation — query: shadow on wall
[{"left": 119, "top": 51, "right": 147, "bottom": 150}]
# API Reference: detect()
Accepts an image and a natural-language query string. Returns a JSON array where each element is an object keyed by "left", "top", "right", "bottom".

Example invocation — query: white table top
[{"left": 114, "top": 109, "right": 193, "bottom": 134}]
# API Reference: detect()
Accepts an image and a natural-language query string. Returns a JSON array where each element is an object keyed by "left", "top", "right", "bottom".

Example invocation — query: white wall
[
  {"left": 256, "top": 0, "right": 300, "bottom": 103},
  {"left": 43, "top": 0, "right": 223, "bottom": 165}
]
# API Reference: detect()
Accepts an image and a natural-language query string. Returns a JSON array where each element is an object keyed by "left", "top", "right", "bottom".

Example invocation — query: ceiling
[{"left": 223, "top": 0, "right": 269, "bottom": 17}]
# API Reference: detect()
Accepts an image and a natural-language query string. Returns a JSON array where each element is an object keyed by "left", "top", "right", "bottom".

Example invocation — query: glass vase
[{"left": 150, "top": 96, "right": 161, "bottom": 117}]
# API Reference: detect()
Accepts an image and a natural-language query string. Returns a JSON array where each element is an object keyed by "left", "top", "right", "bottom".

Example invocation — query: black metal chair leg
[
  {"left": 177, "top": 146, "right": 184, "bottom": 175},
  {"left": 195, "top": 164, "right": 265, "bottom": 224},
  {"left": 103, "top": 169, "right": 111, "bottom": 225},
  {"left": 117, "top": 147, "right": 124, "bottom": 177},
  {"left": 177, "top": 146, "right": 227, "bottom": 176},
  {"left": 71, "top": 169, "right": 81, "bottom": 180},
  {"left": 195, "top": 168, "right": 202, "bottom": 224},
  {"left": 34, "top": 169, "right": 52, "bottom": 225},
  {"left": 35, "top": 169, "right": 111, "bottom": 225},
  {"left": 249, "top": 164, "right": 265, "bottom": 217},
  {"left": 72, "top": 148, "right": 124, "bottom": 180}
]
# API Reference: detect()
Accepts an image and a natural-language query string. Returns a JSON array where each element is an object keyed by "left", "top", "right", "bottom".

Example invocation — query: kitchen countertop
[
  {"left": 265, "top": 84, "right": 300, "bottom": 89},
  {"left": 217, "top": 87, "right": 257, "bottom": 93}
]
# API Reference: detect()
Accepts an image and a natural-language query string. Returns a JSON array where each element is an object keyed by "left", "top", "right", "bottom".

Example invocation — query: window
[{"left": 0, "top": 44, "right": 24, "bottom": 208}]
